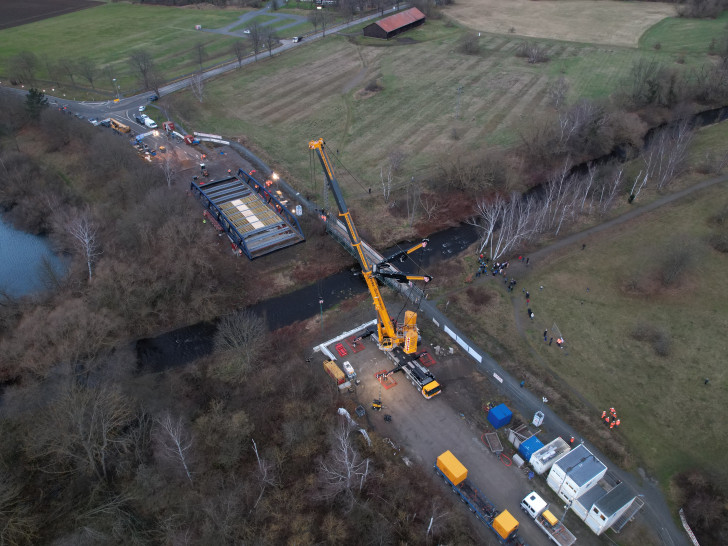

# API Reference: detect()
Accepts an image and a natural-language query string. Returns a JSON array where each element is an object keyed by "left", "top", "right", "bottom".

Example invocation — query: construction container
[
  {"left": 323, "top": 360, "right": 346, "bottom": 385},
  {"left": 487, "top": 403, "right": 513, "bottom": 429},
  {"left": 436, "top": 451, "right": 467, "bottom": 486},
  {"left": 492, "top": 510, "right": 519, "bottom": 540},
  {"left": 518, "top": 435, "right": 545, "bottom": 462},
  {"left": 542, "top": 509, "right": 558, "bottom": 527},
  {"left": 531, "top": 437, "right": 571, "bottom": 475}
]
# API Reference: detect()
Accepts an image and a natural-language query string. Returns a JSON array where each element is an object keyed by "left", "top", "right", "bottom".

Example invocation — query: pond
[{"left": 0, "top": 217, "right": 68, "bottom": 297}]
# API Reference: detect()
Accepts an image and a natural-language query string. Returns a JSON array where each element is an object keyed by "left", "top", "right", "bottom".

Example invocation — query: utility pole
[{"left": 455, "top": 85, "right": 463, "bottom": 120}]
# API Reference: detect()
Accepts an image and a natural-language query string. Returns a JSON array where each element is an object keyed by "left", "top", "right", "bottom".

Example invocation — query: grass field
[
  {"left": 432, "top": 121, "right": 728, "bottom": 493},
  {"left": 639, "top": 10, "right": 728, "bottom": 54},
  {"left": 0, "top": 3, "right": 249, "bottom": 92},
  {"left": 174, "top": 16, "right": 716, "bottom": 206},
  {"left": 444, "top": 0, "right": 676, "bottom": 47}
]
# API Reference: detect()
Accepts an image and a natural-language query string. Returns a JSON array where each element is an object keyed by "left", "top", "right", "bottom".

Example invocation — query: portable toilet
[
  {"left": 518, "top": 435, "right": 545, "bottom": 462},
  {"left": 488, "top": 404, "right": 513, "bottom": 429}
]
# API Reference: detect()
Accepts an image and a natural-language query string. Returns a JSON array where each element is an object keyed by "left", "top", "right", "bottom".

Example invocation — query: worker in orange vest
[
  {"left": 605, "top": 416, "right": 610, "bottom": 424},
  {"left": 609, "top": 421, "right": 615, "bottom": 429},
  {"left": 601, "top": 411, "right": 607, "bottom": 419},
  {"left": 615, "top": 419, "right": 621, "bottom": 427}
]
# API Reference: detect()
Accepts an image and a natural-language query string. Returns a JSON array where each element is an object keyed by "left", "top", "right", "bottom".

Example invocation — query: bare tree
[
  {"left": 9, "top": 51, "right": 38, "bottom": 84},
  {"left": 249, "top": 22, "right": 264, "bottom": 61},
  {"left": 264, "top": 30, "right": 279, "bottom": 57},
  {"left": 68, "top": 212, "right": 101, "bottom": 281},
  {"left": 251, "top": 438, "right": 278, "bottom": 511},
  {"left": 419, "top": 192, "right": 441, "bottom": 221},
  {"left": 469, "top": 192, "right": 536, "bottom": 259},
  {"left": 641, "top": 119, "right": 693, "bottom": 192},
  {"left": 320, "top": 10, "right": 331, "bottom": 37},
  {"left": 625, "top": 58, "right": 665, "bottom": 107},
  {"left": 406, "top": 177, "right": 420, "bottom": 227},
  {"left": 129, "top": 50, "right": 155, "bottom": 90},
  {"left": 339, "top": 0, "right": 357, "bottom": 22},
  {"left": 380, "top": 163, "right": 393, "bottom": 204},
  {"left": 388, "top": 148, "right": 406, "bottom": 174},
  {"left": 59, "top": 58, "right": 77, "bottom": 86},
  {"left": 547, "top": 76, "right": 569, "bottom": 109},
  {"left": 77, "top": 57, "right": 97, "bottom": 89},
  {"left": 317, "top": 419, "right": 372, "bottom": 511},
  {"left": 25, "top": 385, "right": 134, "bottom": 481},
  {"left": 161, "top": 155, "right": 175, "bottom": 187},
  {"left": 195, "top": 42, "right": 206, "bottom": 71},
  {"left": 214, "top": 309, "right": 267, "bottom": 381},
  {"left": 155, "top": 413, "right": 194, "bottom": 484},
  {"left": 232, "top": 40, "right": 248, "bottom": 68},
  {"left": 308, "top": 11, "right": 320, "bottom": 34},
  {"left": 189, "top": 73, "right": 205, "bottom": 103},
  {"left": 0, "top": 475, "right": 39, "bottom": 545},
  {"left": 42, "top": 54, "right": 61, "bottom": 87},
  {"left": 425, "top": 498, "right": 450, "bottom": 541}
]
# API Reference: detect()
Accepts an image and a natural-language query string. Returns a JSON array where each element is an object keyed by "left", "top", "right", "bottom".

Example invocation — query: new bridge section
[{"left": 190, "top": 169, "right": 304, "bottom": 259}]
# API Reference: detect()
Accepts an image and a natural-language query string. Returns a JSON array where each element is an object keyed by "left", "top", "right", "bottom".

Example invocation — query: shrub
[
  {"left": 457, "top": 33, "right": 481, "bottom": 56},
  {"left": 515, "top": 42, "right": 550, "bottom": 64},
  {"left": 658, "top": 242, "right": 697, "bottom": 286},
  {"left": 709, "top": 229, "right": 728, "bottom": 252},
  {"left": 365, "top": 79, "right": 382, "bottom": 93},
  {"left": 630, "top": 321, "right": 671, "bottom": 356}
]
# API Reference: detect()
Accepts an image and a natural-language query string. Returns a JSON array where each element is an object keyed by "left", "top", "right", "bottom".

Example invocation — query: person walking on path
[
  {"left": 544, "top": 330, "right": 548, "bottom": 342},
  {"left": 520, "top": 380, "right": 525, "bottom": 388}
]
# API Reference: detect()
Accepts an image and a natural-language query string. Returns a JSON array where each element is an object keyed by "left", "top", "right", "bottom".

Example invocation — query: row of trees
[{"left": 467, "top": 119, "right": 693, "bottom": 260}]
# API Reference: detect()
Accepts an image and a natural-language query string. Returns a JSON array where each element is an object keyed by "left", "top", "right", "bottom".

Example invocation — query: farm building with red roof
[{"left": 362, "top": 7, "right": 426, "bottom": 40}]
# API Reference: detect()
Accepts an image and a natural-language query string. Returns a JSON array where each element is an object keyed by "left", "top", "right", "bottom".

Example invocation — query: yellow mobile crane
[{"left": 309, "top": 138, "right": 431, "bottom": 355}]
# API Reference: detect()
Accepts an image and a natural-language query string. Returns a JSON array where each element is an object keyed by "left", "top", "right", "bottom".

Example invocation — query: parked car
[
  {"left": 134, "top": 115, "right": 145, "bottom": 125},
  {"left": 243, "top": 29, "right": 251, "bottom": 34},
  {"left": 99, "top": 119, "right": 111, "bottom": 127},
  {"left": 292, "top": 36, "right": 302, "bottom": 43},
  {"left": 88, "top": 118, "right": 99, "bottom": 126},
  {"left": 138, "top": 105, "right": 146, "bottom": 112}
]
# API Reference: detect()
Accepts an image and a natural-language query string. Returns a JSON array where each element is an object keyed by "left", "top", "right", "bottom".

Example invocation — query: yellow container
[
  {"left": 492, "top": 510, "right": 519, "bottom": 539},
  {"left": 542, "top": 509, "right": 558, "bottom": 527},
  {"left": 436, "top": 451, "right": 467, "bottom": 486}
]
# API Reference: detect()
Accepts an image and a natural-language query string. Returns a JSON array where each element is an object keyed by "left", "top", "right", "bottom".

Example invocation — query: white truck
[
  {"left": 144, "top": 116, "right": 158, "bottom": 129},
  {"left": 521, "top": 491, "right": 577, "bottom": 546},
  {"left": 342, "top": 361, "right": 357, "bottom": 382}
]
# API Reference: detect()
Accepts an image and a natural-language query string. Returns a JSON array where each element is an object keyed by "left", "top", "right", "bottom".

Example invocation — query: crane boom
[{"left": 309, "top": 138, "right": 428, "bottom": 354}]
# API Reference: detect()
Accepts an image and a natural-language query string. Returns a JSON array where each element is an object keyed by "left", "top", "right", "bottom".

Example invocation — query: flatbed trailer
[{"left": 435, "top": 451, "right": 528, "bottom": 545}]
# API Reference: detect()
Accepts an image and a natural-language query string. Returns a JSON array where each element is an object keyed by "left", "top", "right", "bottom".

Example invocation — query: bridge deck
[{"left": 191, "top": 172, "right": 304, "bottom": 259}]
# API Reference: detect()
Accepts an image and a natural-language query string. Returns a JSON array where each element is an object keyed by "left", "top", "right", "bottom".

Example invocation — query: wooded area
[{"left": 0, "top": 94, "right": 479, "bottom": 544}]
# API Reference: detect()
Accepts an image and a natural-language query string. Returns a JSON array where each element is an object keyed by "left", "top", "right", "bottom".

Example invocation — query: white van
[{"left": 144, "top": 117, "right": 158, "bottom": 129}]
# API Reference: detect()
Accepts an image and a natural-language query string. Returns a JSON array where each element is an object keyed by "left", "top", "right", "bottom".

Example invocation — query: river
[{"left": 0, "top": 217, "right": 68, "bottom": 297}]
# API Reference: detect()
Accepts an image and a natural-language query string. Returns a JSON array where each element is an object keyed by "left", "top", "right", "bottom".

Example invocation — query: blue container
[
  {"left": 518, "top": 436, "right": 545, "bottom": 462},
  {"left": 487, "top": 403, "right": 513, "bottom": 429}
]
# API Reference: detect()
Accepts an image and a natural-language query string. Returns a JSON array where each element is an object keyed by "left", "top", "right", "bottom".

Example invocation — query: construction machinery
[
  {"left": 308, "top": 138, "right": 431, "bottom": 355},
  {"left": 520, "top": 491, "right": 576, "bottom": 546},
  {"left": 436, "top": 451, "right": 529, "bottom": 545}
]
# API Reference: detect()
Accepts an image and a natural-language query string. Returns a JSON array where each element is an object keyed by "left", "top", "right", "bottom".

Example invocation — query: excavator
[{"left": 309, "top": 138, "right": 441, "bottom": 399}]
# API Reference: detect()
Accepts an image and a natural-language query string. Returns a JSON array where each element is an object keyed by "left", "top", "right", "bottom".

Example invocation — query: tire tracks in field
[{"left": 340, "top": 45, "right": 369, "bottom": 148}]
